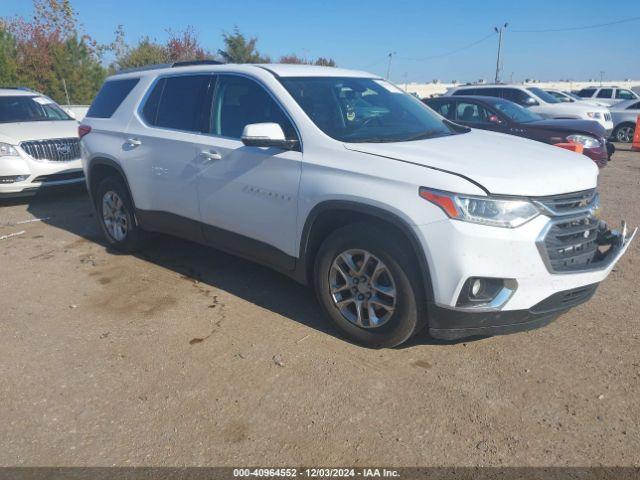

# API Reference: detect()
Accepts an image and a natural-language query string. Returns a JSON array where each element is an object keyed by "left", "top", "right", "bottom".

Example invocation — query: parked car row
[{"left": 0, "top": 66, "right": 637, "bottom": 348}]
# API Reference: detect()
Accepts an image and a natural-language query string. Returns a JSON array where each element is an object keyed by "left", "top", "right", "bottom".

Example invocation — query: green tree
[
  {"left": 0, "top": 27, "right": 19, "bottom": 86},
  {"left": 2, "top": 0, "right": 106, "bottom": 103},
  {"left": 218, "top": 27, "right": 269, "bottom": 63},
  {"left": 112, "top": 37, "right": 168, "bottom": 71}
]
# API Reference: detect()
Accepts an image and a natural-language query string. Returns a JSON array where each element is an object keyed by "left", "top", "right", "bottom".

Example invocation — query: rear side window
[
  {"left": 153, "top": 75, "right": 213, "bottom": 132},
  {"left": 428, "top": 100, "right": 454, "bottom": 119},
  {"left": 87, "top": 78, "right": 139, "bottom": 118},
  {"left": 596, "top": 89, "right": 613, "bottom": 99},
  {"left": 577, "top": 88, "right": 596, "bottom": 98}
]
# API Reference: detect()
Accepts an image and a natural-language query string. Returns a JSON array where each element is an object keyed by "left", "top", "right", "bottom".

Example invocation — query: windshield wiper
[{"left": 401, "top": 130, "right": 452, "bottom": 142}]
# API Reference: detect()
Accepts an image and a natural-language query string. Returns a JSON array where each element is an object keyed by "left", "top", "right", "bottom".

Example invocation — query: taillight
[{"left": 78, "top": 124, "right": 91, "bottom": 139}]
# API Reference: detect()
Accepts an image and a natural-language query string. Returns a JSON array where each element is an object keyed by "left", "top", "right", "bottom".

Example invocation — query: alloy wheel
[
  {"left": 102, "top": 191, "right": 128, "bottom": 242},
  {"left": 616, "top": 126, "right": 634, "bottom": 143},
  {"left": 328, "top": 249, "right": 397, "bottom": 328}
]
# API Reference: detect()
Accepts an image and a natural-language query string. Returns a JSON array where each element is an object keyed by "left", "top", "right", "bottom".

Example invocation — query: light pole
[
  {"left": 494, "top": 23, "right": 508, "bottom": 84},
  {"left": 599, "top": 71, "right": 605, "bottom": 86},
  {"left": 386, "top": 52, "right": 396, "bottom": 80}
]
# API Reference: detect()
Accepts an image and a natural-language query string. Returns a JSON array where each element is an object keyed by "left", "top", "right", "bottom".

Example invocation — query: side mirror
[
  {"left": 488, "top": 115, "right": 502, "bottom": 124},
  {"left": 241, "top": 123, "right": 298, "bottom": 150},
  {"left": 524, "top": 97, "right": 538, "bottom": 107}
]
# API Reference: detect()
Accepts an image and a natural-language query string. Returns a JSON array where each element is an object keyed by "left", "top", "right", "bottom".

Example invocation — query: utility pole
[
  {"left": 386, "top": 52, "right": 396, "bottom": 80},
  {"left": 599, "top": 71, "right": 605, "bottom": 86},
  {"left": 62, "top": 78, "right": 71, "bottom": 106},
  {"left": 494, "top": 23, "right": 508, "bottom": 84}
]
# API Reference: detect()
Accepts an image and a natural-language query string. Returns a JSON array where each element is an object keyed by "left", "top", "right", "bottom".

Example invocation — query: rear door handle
[
  {"left": 126, "top": 138, "right": 142, "bottom": 147},
  {"left": 199, "top": 150, "right": 222, "bottom": 161}
]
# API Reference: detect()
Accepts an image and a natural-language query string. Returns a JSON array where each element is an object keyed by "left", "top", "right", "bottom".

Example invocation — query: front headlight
[
  {"left": 566, "top": 134, "right": 601, "bottom": 149},
  {"left": 586, "top": 112, "right": 602, "bottom": 119},
  {"left": 419, "top": 188, "right": 540, "bottom": 228},
  {"left": 0, "top": 142, "right": 19, "bottom": 157}
]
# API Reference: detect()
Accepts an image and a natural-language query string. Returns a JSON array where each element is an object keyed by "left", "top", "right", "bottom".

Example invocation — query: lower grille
[
  {"left": 32, "top": 171, "right": 84, "bottom": 183},
  {"left": 531, "top": 284, "right": 598, "bottom": 314},
  {"left": 538, "top": 214, "right": 600, "bottom": 272},
  {"left": 20, "top": 138, "right": 80, "bottom": 162}
]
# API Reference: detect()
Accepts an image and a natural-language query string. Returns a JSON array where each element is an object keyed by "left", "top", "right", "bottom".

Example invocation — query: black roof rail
[
  {"left": 171, "top": 60, "right": 225, "bottom": 67},
  {"left": 114, "top": 63, "right": 171, "bottom": 75}
]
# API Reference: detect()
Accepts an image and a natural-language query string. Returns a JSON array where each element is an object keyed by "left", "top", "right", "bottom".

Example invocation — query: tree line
[{"left": 0, "top": 0, "right": 336, "bottom": 105}]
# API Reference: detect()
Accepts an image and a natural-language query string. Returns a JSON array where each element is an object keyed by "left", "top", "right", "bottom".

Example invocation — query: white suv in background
[
  {"left": 576, "top": 86, "right": 640, "bottom": 106},
  {"left": 80, "top": 63, "right": 635, "bottom": 347},
  {"left": 446, "top": 84, "right": 614, "bottom": 134},
  {"left": 0, "top": 88, "right": 84, "bottom": 197}
]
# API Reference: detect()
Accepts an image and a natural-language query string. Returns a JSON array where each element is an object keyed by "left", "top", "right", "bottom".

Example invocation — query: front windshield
[
  {"left": 484, "top": 98, "right": 543, "bottom": 123},
  {"left": 527, "top": 87, "right": 560, "bottom": 104},
  {"left": 547, "top": 91, "right": 572, "bottom": 102},
  {"left": 565, "top": 92, "right": 582, "bottom": 100},
  {"left": 0, "top": 95, "right": 72, "bottom": 123},
  {"left": 280, "top": 77, "right": 460, "bottom": 143}
]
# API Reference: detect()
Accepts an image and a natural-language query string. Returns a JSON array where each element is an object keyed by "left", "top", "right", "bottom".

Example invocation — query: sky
[{"left": 2, "top": 0, "right": 639, "bottom": 83}]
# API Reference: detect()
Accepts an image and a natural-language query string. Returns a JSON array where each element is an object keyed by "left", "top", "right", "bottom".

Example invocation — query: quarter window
[
  {"left": 212, "top": 75, "right": 296, "bottom": 140},
  {"left": 87, "top": 78, "right": 139, "bottom": 118}
]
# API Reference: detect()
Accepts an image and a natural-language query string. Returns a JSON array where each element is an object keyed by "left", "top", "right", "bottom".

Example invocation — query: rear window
[
  {"left": 87, "top": 78, "right": 139, "bottom": 118},
  {"left": 453, "top": 88, "right": 477, "bottom": 96}
]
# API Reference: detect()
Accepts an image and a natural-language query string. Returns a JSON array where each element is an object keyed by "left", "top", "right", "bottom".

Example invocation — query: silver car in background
[{"left": 610, "top": 99, "right": 640, "bottom": 143}]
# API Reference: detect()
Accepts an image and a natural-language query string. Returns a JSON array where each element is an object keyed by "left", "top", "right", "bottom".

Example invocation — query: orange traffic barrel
[{"left": 632, "top": 115, "right": 640, "bottom": 152}]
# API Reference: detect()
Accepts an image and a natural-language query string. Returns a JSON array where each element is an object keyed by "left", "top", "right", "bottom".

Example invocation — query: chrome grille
[
  {"left": 538, "top": 213, "right": 600, "bottom": 273},
  {"left": 534, "top": 189, "right": 598, "bottom": 216},
  {"left": 20, "top": 138, "right": 80, "bottom": 162}
]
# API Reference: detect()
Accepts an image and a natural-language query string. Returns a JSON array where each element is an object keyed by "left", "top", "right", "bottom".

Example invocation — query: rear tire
[
  {"left": 95, "top": 175, "right": 147, "bottom": 252},
  {"left": 314, "top": 223, "right": 427, "bottom": 348}
]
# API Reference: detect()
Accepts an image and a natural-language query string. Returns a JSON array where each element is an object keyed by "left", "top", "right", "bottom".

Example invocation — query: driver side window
[
  {"left": 455, "top": 101, "right": 492, "bottom": 123},
  {"left": 212, "top": 75, "right": 297, "bottom": 140}
]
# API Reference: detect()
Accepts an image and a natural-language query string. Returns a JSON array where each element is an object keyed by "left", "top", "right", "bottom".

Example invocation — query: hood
[
  {"left": 527, "top": 118, "right": 606, "bottom": 138},
  {"left": 343, "top": 129, "right": 598, "bottom": 197},
  {"left": 540, "top": 102, "right": 602, "bottom": 114},
  {"left": 0, "top": 120, "right": 78, "bottom": 144}
]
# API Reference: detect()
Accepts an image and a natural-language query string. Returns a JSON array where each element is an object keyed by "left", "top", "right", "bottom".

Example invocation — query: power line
[
  {"left": 511, "top": 15, "right": 640, "bottom": 33},
  {"left": 401, "top": 32, "right": 496, "bottom": 61}
]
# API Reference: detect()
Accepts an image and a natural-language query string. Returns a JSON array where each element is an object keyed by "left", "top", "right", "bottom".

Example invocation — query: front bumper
[
  {"left": 0, "top": 154, "right": 84, "bottom": 197},
  {"left": 414, "top": 216, "right": 636, "bottom": 339}
]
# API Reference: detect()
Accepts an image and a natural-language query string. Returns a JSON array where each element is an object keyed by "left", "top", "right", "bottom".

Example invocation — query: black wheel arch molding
[{"left": 294, "top": 200, "right": 436, "bottom": 304}]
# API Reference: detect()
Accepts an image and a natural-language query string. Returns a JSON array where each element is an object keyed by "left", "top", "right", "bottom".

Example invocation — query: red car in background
[{"left": 424, "top": 95, "right": 612, "bottom": 168}]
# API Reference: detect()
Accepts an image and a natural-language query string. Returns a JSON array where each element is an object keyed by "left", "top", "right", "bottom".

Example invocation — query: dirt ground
[{"left": 1, "top": 145, "right": 639, "bottom": 468}]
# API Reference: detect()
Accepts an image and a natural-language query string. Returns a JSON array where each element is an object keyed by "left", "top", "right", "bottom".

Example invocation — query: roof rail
[
  {"left": 171, "top": 59, "right": 225, "bottom": 67},
  {"left": 113, "top": 63, "right": 171, "bottom": 75}
]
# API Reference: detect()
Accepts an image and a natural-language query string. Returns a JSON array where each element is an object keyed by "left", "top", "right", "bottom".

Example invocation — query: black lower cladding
[
  {"left": 135, "top": 209, "right": 296, "bottom": 273},
  {"left": 428, "top": 283, "right": 599, "bottom": 340}
]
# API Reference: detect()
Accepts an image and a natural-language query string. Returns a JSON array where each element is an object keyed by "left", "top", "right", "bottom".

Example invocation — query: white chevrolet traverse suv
[
  {"left": 0, "top": 88, "right": 84, "bottom": 197},
  {"left": 446, "top": 84, "right": 614, "bottom": 134},
  {"left": 79, "top": 63, "right": 636, "bottom": 347}
]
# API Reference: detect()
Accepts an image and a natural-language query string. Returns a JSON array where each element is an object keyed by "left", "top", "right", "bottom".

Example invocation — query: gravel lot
[{"left": 1, "top": 145, "right": 639, "bottom": 467}]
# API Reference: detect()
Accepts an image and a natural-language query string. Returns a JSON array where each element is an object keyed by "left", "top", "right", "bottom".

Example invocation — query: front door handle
[
  {"left": 199, "top": 150, "right": 222, "bottom": 161},
  {"left": 126, "top": 138, "right": 142, "bottom": 147}
]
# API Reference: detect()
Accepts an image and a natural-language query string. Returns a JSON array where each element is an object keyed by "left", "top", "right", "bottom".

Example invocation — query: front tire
[
  {"left": 95, "top": 175, "right": 147, "bottom": 252},
  {"left": 613, "top": 123, "right": 636, "bottom": 143},
  {"left": 314, "top": 223, "right": 427, "bottom": 348}
]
